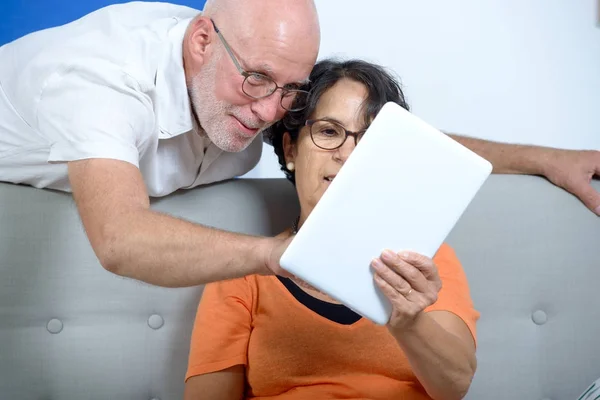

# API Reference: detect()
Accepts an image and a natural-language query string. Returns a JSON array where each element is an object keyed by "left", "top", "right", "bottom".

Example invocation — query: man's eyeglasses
[
  {"left": 306, "top": 119, "right": 367, "bottom": 150},
  {"left": 210, "top": 19, "right": 309, "bottom": 112}
]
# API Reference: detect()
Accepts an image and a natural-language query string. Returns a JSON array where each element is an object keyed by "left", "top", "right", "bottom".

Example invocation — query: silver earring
[{"left": 286, "top": 162, "right": 295, "bottom": 171}]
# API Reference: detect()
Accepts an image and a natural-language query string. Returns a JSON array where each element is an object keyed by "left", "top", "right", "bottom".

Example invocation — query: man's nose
[{"left": 250, "top": 94, "right": 285, "bottom": 123}]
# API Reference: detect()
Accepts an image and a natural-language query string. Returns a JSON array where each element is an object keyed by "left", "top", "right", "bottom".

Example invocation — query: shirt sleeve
[
  {"left": 424, "top": 243, "right": 480, "bottom": 346},
  {"left": 35, "top": 67, "right": 154, "bottom": 168},
  {"left": 185, "top": 277, "right": 254, "bottom": 381}
]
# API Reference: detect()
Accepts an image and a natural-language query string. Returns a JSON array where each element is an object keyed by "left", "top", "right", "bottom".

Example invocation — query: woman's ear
[{"left": 282, "top": 132, "right": 297, "bottom": 170}]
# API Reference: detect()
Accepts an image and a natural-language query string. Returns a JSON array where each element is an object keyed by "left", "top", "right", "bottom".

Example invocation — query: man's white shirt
[{"left": 0, "top": 2, "right": 263, "bottom": 197}]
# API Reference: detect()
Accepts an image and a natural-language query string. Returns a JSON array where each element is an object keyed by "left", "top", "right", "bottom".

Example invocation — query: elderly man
[{"left": 0, "top": 0, "right": 598, "bottom": 288}]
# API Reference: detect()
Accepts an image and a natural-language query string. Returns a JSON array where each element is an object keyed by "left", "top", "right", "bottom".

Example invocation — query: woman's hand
[{"left": 372, "top": 250, "right": 442, "bottom": 332}]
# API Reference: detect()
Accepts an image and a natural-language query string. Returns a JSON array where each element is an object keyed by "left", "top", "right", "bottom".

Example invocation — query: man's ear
[
  {"left": 282, "top": 132, "right": 296, "bottom": 165},
  {"left": 185, "top": 16, "right": 215, "bottom": 67}
]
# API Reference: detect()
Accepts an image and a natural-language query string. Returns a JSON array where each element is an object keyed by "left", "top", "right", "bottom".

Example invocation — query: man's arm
[
  {"left": 68, "top": 158, "right": 287, "bottom": 287},
  {"left": 447, "top": 135, "right": 550, "bottom": 175},
  {"left": 449, "top": 134, "right": 600, "bottom": 215}
]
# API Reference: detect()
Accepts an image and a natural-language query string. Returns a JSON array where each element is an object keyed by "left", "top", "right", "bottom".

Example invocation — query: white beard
[{"left": 188, "top": 55, "right": 265, "bottom": 153}]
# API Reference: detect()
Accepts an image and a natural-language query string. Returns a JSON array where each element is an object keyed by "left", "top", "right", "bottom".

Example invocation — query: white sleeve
[{"left": 35, "top": 67, "right": 155, "bottom": 168}]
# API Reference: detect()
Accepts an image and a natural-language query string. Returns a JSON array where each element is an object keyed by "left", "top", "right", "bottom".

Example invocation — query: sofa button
[
  {"left": 46, "top": 318, "right": 63, "bottom": 334},
  {"left": 148, "top": 314, "right": 164, "bottom": 330},
  {"left": 532, "top": 310, "right": 548, "bottom": 325}
]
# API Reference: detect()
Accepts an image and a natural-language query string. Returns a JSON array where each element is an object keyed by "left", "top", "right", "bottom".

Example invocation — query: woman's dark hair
[{"left": 266, "top": 58, "right": 410, "bottom": 184}]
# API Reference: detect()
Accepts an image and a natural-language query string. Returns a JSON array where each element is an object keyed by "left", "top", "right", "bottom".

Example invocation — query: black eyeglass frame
[
  {"left": 210, "top": 19, "right": 309, "bottom": 112},
  {"left": 305, "top": 119, "right": 368, "bottom": 150}
]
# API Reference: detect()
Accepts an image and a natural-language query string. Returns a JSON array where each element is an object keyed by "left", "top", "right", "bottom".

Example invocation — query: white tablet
[{"left": 279, "top": 102, "right": 492, "bottom": 325}]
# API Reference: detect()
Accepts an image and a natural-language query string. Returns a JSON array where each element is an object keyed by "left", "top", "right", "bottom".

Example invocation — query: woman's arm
[
  {"left": 184, "top": 278, "right": 253, "bottom": 399},
  {"left": 184, "top": 365, "right": 246, "bottom": 400},
  {"left": 390, "top": 311, "right": 476, "bottom": 400},
  {"left": 372, "top": 250, "right": 476, "bottom": 400}
]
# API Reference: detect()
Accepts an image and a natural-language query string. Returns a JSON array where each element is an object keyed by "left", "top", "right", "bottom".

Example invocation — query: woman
[{"left": 184, "top": 59, "right": 479, "bottom": 400}]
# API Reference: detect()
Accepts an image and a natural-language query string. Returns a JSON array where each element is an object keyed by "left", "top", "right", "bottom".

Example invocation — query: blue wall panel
[{"left": 1, "top": 0, "right": 207, "bottom": 45}]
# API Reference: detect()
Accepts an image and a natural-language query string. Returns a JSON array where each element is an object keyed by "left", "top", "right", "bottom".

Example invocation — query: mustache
[
  {"left": 233, "top": 115, "right": 262, "bottom": 129},
  {"left": 233, "top": 114, "right": 275, "bottom": 131}
]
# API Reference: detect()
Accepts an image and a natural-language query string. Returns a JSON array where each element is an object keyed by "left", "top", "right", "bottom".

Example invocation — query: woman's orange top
[{"left": 186, "top": 243, "right": 479, "bottom": 399}]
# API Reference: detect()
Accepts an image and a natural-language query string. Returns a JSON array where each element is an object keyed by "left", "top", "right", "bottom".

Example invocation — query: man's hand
[
  {"left": 371, "top": 250, "right": 442, "bottom": 333},
  {"left": 543, "top": 149, "right": 600, "bottom": 216},
  {"left": 261, "top": 230, "right": 294, "bottom": 277}
]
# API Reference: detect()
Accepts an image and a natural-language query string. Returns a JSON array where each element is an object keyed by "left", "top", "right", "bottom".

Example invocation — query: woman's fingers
[
  {"left": 371, "top": 258, "right": 413, "bottom": 296},
  {"left": 379, "top": 250, "right": 430, "bottom": 293}
]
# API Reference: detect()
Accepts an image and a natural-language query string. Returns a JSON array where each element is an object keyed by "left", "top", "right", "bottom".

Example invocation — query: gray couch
[{"left": 1, "top": 176, "right": 599, "bottom": 400}]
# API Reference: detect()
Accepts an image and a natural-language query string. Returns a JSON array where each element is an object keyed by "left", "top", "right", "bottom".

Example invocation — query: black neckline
[{"left": 277, "top": 277, "right": 362, "bottom": 325}]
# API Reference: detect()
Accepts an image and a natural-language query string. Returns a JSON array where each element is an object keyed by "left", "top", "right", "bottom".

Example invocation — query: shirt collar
[{"left": 155, "top": 17, "right": 195, "bottom": 138}]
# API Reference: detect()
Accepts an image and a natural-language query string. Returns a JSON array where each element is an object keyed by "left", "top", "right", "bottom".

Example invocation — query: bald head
[
  {"left": 203, "top": 0, "right": 320, "bottom": 57},
  {"left": 203, "top": 0, "right": 319, "bottom": 25},
  {"left": 183, "top": 0, "right": 320, "bottom": 153}
]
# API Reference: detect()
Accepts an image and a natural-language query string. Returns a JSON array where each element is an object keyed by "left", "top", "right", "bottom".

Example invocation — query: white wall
[{"left": 243, "top": 0, "right": 600, "bottom": 179}]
